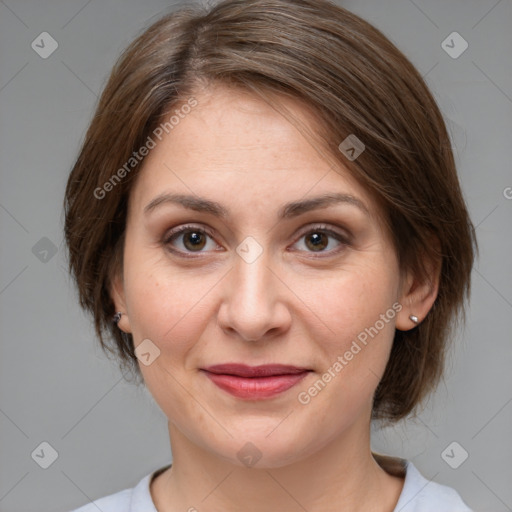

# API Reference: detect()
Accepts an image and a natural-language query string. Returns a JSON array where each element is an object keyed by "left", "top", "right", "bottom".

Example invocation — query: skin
[{"left": 111, "top": 83, "right": 440, "bottom": 512}]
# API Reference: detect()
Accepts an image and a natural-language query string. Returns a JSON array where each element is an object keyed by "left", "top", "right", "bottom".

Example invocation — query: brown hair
[{"left": 63, "top": 0, "right": 478, "bottom": 423}]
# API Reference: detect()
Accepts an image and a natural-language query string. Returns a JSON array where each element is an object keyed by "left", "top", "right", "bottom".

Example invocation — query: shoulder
[
  {"left": 394, "top": 460, "right": 473, "bottom": 512},
  {"left": 68, "top": 464, "right": 170, "bottom": 512},
  {"left": 69, "top": 487, "right": 132, "bottom": 512}
]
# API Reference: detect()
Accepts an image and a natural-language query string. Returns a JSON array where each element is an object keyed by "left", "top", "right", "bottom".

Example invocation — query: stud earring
[
  {"left": 113, "top": 312, "right": 122, "bottom": 324},
  {"left": 409, "top": 314, "right": 419, "bottom": 324}
]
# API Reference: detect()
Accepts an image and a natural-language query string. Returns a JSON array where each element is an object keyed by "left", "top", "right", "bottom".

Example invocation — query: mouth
[{"left": 200, "top": 364, "right": 313, "bottom": 400}]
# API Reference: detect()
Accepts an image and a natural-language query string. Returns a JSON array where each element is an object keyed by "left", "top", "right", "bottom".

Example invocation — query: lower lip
[{"left": 202, "top": 370, "right": 310, "bottom": 399}]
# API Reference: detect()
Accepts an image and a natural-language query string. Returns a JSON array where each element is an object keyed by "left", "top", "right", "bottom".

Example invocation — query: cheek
[
  {"left": 303, "top": 260, "right": 400, "bottom": 381},
  {"left": 291, "top": 271, "right": 399, "bottom": 431},
  {"left": 309, "top": 259, "right": 398, "bottom": 334},
  {"left": 123, "top": 266, "right": 218, "bottom": 435},
  {"left": 125, "top": 269, "right": 210, "bottom": 349},
  {"left": 122, "top": 235, "right": 194, "bottom": 338}
]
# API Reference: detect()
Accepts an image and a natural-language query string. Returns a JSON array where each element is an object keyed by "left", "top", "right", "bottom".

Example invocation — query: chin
[{"left": 208, "top": 425, "right": 311, "bottom": 470}]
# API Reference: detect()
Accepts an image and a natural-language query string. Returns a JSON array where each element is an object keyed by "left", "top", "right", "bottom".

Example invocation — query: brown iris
[
  {"left": 183, "top": 231, "right": 207, "bottom": 251},
  {"left": 305, "top": 232, "right": 328, "bottom": 252}
]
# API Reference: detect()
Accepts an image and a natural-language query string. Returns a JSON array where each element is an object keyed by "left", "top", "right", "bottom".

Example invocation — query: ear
[
  {"left": 395, "top": 236, "right": 442, "bottom": 331},
  {"left": 109, "top": 271, "right": 133, "bottom": 334}
]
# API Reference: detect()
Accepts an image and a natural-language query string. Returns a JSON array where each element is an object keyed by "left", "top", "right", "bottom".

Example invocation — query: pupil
[
  {"left": 185, "top": 232, "right": 205, "bottom": 250},
  {"left": 308, "top": 232, "right": 327, "bottom": 251}
]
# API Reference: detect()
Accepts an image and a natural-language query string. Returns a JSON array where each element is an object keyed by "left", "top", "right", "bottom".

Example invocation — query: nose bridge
[
  {"left": 232, "top": 237, "right": 277, "bottom": 311},
  {"left": 217, "top": 237, "right": 289, "bottom": 340}
]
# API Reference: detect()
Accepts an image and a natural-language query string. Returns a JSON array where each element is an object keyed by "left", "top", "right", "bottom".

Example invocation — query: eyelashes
[
  {"left": 162, "top": 223, "right": 350, "bottom": 259},
  {"left": 163, "top": 225, "right": 218, "bottom": 255}
]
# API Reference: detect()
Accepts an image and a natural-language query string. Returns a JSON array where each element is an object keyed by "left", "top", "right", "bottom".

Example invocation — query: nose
[{"left": 216, "top": 248, "right": 292, "bottom": 342}]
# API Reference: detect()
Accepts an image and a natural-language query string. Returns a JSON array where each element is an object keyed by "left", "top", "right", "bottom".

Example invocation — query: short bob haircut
[{"left": 64, "top": 0, "right": 478, "bottom": 424}]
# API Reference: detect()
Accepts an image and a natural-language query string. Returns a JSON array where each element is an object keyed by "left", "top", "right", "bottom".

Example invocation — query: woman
[{"left": 65, "top": 0, "right": 477, "bottom": 510}]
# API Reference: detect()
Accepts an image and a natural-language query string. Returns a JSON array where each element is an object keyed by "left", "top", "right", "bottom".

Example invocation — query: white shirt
[{"left": 70, "top": 459, "right": 473, "bottom": 511}]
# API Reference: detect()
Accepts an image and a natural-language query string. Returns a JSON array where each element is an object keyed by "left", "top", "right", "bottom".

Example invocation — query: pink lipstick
[{"left": 201, "top": 364, "right": 311, "bottom": 400}]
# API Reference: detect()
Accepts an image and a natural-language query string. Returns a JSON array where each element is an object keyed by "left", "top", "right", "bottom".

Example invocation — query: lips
[
  {"left": 201, "top": 364, "right": 312, "bottom": 400},
  {"left": 203, "top": 363, "right": 310, "bottom": 377}
]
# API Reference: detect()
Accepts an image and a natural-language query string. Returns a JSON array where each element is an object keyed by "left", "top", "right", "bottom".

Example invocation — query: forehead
[
  {"left": 157, "top": 85, "right": 330, "bottom": 169},
  {"left": 129, "top": 85, "right": 379, "bottom": 222}
]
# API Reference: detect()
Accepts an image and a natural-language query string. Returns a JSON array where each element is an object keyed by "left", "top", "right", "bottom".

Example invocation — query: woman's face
[{"left": 113, "top": 84, "right": 409, "bottom": 467}]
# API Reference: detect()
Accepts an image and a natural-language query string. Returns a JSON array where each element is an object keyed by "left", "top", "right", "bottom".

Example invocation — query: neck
[{"left": 151, "top": 419, "right": 405, "bottom": 512}]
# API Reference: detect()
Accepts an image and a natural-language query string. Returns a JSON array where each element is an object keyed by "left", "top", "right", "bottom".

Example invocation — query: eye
[
  {"left": 163, "top": 224, "right": 220, "bottom": 256},
  {"left": 291, "top": 224, "right": 349, "bottom": 256},
  {"left": 163, "top": 223, "right": 350, "bottom": 258}
]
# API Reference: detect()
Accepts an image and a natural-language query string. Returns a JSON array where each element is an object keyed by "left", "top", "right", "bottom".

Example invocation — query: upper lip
[{"left": 202, "top": 364, "right": 311, "bottom": 377}]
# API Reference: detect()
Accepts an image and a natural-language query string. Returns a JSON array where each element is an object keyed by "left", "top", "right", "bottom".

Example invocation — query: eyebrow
[{"left": 143, "top": 192, "right": 370, "bottom": 219}]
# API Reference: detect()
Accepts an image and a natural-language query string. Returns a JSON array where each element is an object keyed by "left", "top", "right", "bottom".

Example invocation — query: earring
[
  {"left": 113, "top": 312, "right": 122, "bottom": 324},
  {"left": 409, "top": 314, "right": 419, "bottom": 324}
]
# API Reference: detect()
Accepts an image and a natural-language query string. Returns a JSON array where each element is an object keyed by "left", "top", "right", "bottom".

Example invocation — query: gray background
[{"left": 0, "top": 0, "right": 511, "bottom": 511}]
